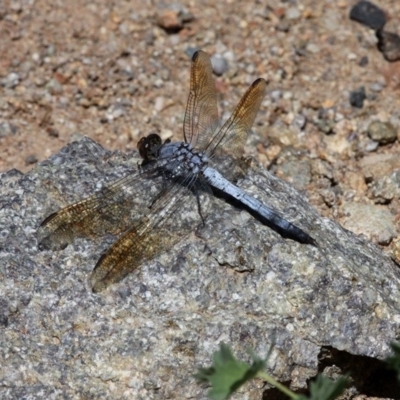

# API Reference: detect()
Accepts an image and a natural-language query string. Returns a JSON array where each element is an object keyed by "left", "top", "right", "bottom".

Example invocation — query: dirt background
[{"left": 1, "top": 1, "right": 400, "bottom": 251}]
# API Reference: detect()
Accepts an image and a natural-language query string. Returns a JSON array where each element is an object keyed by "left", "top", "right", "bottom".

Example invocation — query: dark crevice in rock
[
  {"left": 262, "top": 345, "right": 400, "bottom": 399},
  {"left": 262, "top": 381, "right": 307, "bottom": 399},
  {"left": 318, "top": 346, "right": 400, "bottom": 398}
]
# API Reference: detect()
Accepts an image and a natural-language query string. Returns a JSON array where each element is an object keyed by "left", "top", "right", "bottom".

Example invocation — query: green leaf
[
  {"left": 297, "top": 374, "right": 349, "bottom": 400},
  {"left": 385, "top": 341, "right": 400, "bottom": 380},
  {"left": 194, "top": 342, "right": 266, "bottom": 400}
]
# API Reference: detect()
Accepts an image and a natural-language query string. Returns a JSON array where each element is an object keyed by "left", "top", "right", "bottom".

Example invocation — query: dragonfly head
[{"left": 137, "top": 133, "right": 164, "bottom": 162}]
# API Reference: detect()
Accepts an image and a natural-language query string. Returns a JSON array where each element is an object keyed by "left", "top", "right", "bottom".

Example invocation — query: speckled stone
[
  {"left": 377, "top": 26, "right": 400, "bottom": 62},
  {"left": 1, "top": 138, "right": 400, "bottom": 399},
  {"left": 369, "top": 170, "right": 400, "bottom": 203},
  {"left": 367, "top": 120, "right": 398, "bottom": 144},
  {"left": 340, "top": 203, "right": 397, "bottom": 245},
  {"left": 210, "top": 54, "right": 229, "bottom": 76},
  {"left": 349, "top": 1, "right": 386, "bottom": 30}
]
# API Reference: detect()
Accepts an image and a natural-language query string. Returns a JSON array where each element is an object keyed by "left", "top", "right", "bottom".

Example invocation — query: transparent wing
[
  {"left": 90, "top": 170, "right": 210, "bottom": 293},
  {"left": 37, "top": 160, "right": 172, "bottom": 251},
  {"left": 206, "top": 78, "right": 267, "bottom": 178},
  {"left": 183, "top": 50, "right": 219, "bottom": 149}
]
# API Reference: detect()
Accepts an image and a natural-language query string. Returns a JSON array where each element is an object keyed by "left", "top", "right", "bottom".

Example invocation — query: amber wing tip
[
  {"left": 252, "top": 77, "right": 267, "bottom": 87},
  {"left": 192, "top": 50, "right": 200, "bottom": 61}
]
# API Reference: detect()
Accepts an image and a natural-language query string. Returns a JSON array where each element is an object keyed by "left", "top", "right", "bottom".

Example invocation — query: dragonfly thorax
[{"left": 159, "top": 141, "right": 208, "bottom": 177}]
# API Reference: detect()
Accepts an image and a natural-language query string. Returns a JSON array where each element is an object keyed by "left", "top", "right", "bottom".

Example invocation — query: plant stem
[{"left": 257, "top": 371, "right": 298, "bottom": 399}]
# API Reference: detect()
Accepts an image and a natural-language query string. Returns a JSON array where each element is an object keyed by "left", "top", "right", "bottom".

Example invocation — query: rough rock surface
[{"left": 1, "top": 137, "right": 400, "bottom": 399}]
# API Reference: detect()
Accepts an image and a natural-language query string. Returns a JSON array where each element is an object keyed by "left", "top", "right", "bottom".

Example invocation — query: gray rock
[
  {"left": 314, "top": 108, "right": 336, "bottom": 135},
  {"left": 349, "top": 86, "right": 366, "bottom": 108},
  {"left": 369, "top": 82, "right": 384, "bottom": 92},
  {"left": 377, "top": 27, "right": 400, "bottom": 62},
  {"left": 25, "top": 154, "right": 38, "bottom": 165},
  {"left": 1, "top": 72, "right": 20, "bottom": 88},
  {"left": 367, "top": 120, "right": 398, "bottom": 144},
  {"left": 276, "top": 21, "right": 290, "bottom": 32},
  {"left": 46, "top": 78, "right": 63, "bottom": 95},
  {"left": 360, "top": 153, "right": 400, "bottom": 181},
  {"left": 269, "top": 89, "right": 283, "bottom": 102},
  {"left": 306, "top": 43, "right": 320, "bottom": 54},
  {"left": 292, "top": 113, "right": 307, "bottom": 130},
  {"left": 0, "top": 121, "right": 18, "bottom": 137},
  {"left": 273, "top": 159, "right": 312, "bottom": 191},
  {"left": 185, "top": 46, "right": 199, "bottom": 59},
  {"left": 340, "top": 203, "right": 397, "bottom": 245},
  {"left": 210, "top": 54, "right": 229, "bottom": 76},
  {"left": 369, "top": 170, "right": 400, "bottom": 203},
  {"left": 315, "top": 118, "right": 335, "bottom": 134},
  {"left": 286, "top": 6, "right": 301, "bottom": 20},
  {"left": 1, "top": 138, "right": 400, "bottom": 398},
  {"left": 155, "top": 3, "right": 193, "bottom": 33},
  {"left": 364, "top": 140, "right": 379, "bottom": 152},
  {"left": 349, "top": 1, "right": 386, "bottom": 30},
  {"left": 105, "top": 102, "right": 129, "bottom": 122}
]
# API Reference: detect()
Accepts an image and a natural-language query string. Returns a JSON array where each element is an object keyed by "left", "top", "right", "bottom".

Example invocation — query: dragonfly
[{"left": 37, "top": 50, "right": 315, "bottom": 293}]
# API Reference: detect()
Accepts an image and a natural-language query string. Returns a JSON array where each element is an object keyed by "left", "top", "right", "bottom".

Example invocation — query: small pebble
[
  {"left": 341, "top": 203, "right": 396, "bottom": 245},
  {"left": 46, "top": 78, "right": 63, "bottom": 95},
  {"left": 282, "top": 91, "right": 293, "bottom": 100},
  {"left": 185, "top": 47, "right": 198, "bottom": 59},
  {"left": 210, "top": 54, "right": 229, "bottom": 76},
  {"left": 32, "top": 52, "right": 41, "bottom": 63},
  {"left": 45, "top": 44, "right": 56, "bottom": 57},
  {"left": 154, "top": 96, "right": 165, "bottom": 112},
  {"left": 369, "top": 82, "right": 384, "bottom": 92},
  {"left": 370, "top": 170, "right": 400, "bottom": 202},
  {"left": 69, "top": 131, "right": 84, "bottom": 142},
  {"left": 10, "top": 1, "right": 22, "bottom": 12},
  {"left": 269, "top": 90, "right": 282, "bottom": 102},
  {"left": 156, "top": 9, "right": 183, "bottom": 32},
  {"left": 0, "top": 122, "right": 18, "bottom": 137},
  {"left": 276, "top": 21, "right": 290, "bottom": 32},
  {"left": 269, "top": 46, "right": 283, "bottom": 57},
  {"left": 156, "top": 4, "right": 192, "bottom": 33},
  {"left": 306, "top": 43, "right": 320, "bottom": 54},
  {"left": 367, "top": 120, "right": 397, "bottom": 144},
  {"left": 293, "top": 114, "right": 307, "bottom": 130},
  {"left": 359, "top": 56, "right": 369, "bottom": 66},
  {"left": 46, "top": 127, "right": 59, "bottom": 138},
  {"left": 315, "top": 119, "right": 335, "bottom": 135},
  {"left": 349, "top": 86, "right": 366, "bottom": 108},
  {"left": 347, "top": 52, "right": 358, "bottom": 61},
  {"left": 335, "top": 113, "right": 344, "bottom": 122},
  {"left": 286, "top": 6, "right": 301, "bottom": 20},
  {"left": 1, "top": 72, "right": 20, "bottom": 88},
  {"left": 365, "top": 140, "right": 379, "bottom": 152},
  {"left": 319, "top": 188, "right": 336, "bottom": 207},
  {"left": 25, "top": 154, "right": 38, "bottom": 165},
  {"left": 349, "top": 1, "right": 386, "bottom": 30},
  {"left": 275, "top": 159, "right": 312, "bottom": 191},
  {"left": 377, "top": 29, "right": 400, "bottom": 62}
]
